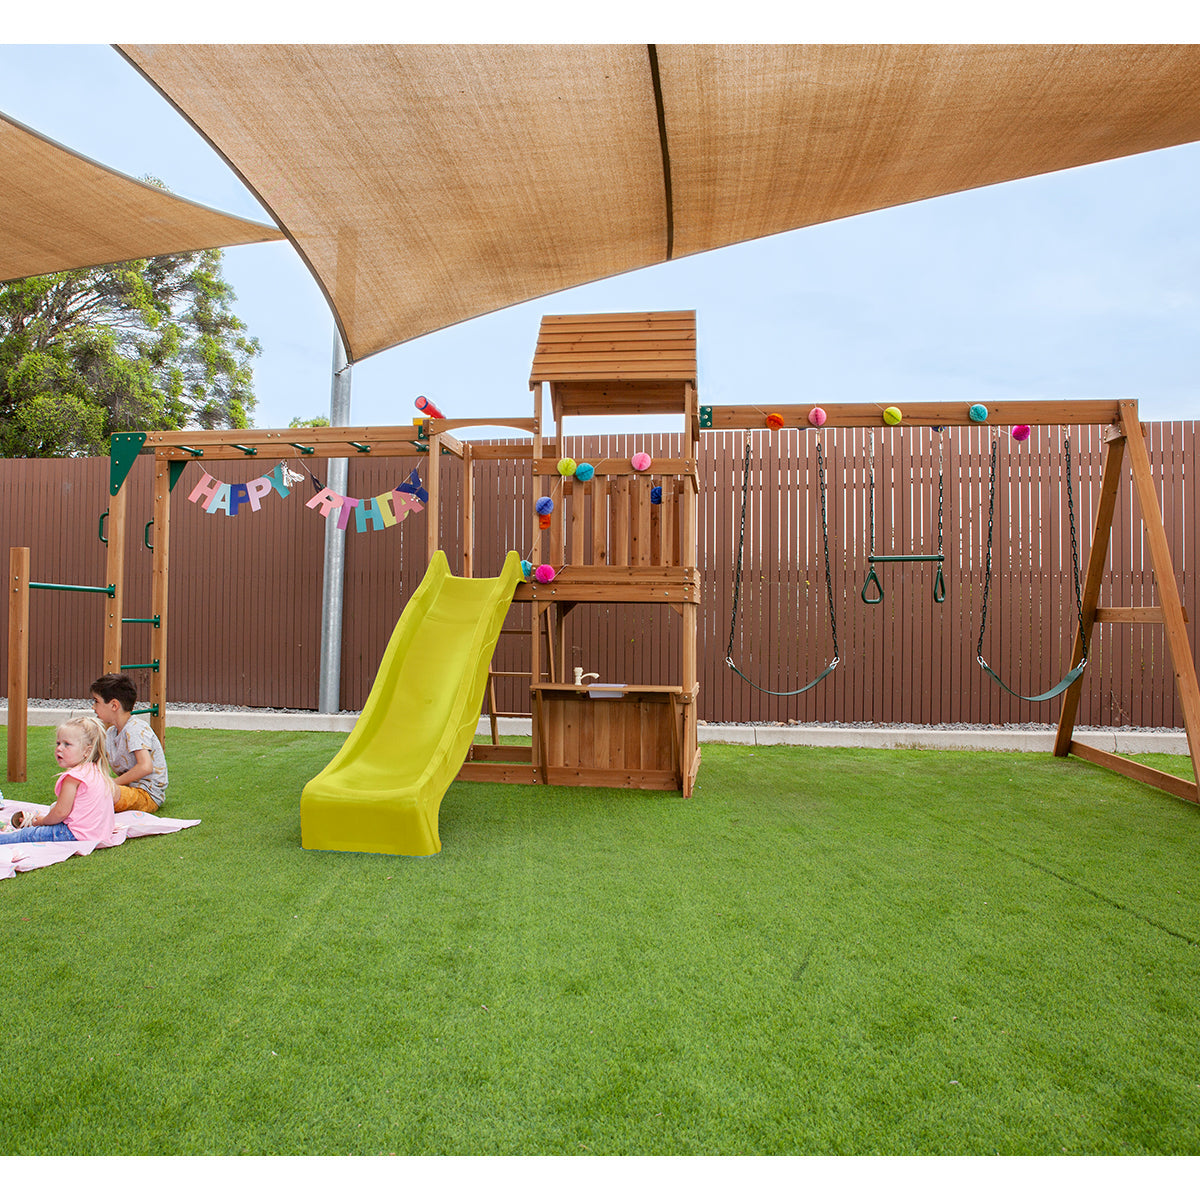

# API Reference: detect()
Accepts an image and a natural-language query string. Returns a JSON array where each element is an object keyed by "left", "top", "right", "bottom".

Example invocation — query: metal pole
[{"left": 318, "top": 329, "right": 352, "bottom": 713}]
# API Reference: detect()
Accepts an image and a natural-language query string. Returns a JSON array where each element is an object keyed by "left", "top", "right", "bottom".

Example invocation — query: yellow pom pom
[
  {"left": 557, "top": 457, "right": 577, "bottom": 477},
  {"left": 883, "top": 406, "right": 903, "bottom": 426}
]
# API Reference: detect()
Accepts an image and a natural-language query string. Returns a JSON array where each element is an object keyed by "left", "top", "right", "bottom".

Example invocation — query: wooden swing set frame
[{"left": 7, "top": 315, "right": 1197, "bottom": 807}]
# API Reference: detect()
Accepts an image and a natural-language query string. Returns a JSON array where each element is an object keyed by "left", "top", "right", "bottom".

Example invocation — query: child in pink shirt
[{"left": 0, "top": 716, "right": 116, "bottom": 845}]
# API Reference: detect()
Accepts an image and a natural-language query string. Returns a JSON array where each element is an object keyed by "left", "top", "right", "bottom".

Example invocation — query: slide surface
[{"left": 301, "top": 550, "right": 522, "bottom": 856}]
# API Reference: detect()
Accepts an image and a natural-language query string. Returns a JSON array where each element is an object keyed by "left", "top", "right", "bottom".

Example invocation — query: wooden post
[
  {"left": 425, "top": 432, "right": 442, "bottom": 567},
  {"left": 461, "top": 443, "right": 474, "bottom": 578},
  {"left": 7, "top": 546, "right": 30, "bottom": 783},
  {"left": 1118, "top": 402, "right": 1200, "bottom": 788},
  {"left": 103, "top": 484, "right": 128, "bottom": 673},
  {"left": 1053, "top": 427, "right": 1126, "bottom": 756},
  {"left": 149, "top": 459, "right": 171, "bottom": 746}
]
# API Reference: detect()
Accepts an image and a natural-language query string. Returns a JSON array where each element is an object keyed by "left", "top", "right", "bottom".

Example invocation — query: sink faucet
[{"left": 573, "top": 668, "right": 600, "bottom": 686}]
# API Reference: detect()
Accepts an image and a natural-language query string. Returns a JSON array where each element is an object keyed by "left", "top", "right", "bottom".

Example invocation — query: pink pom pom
[
  {"left": 534, "top": 564, "right": 556, "bottom": 583},
  {"left": 1011, "top": 424, "right": 1032, "bottom": 442},
  {"left": 630, "top": 451, "right": 652, "bottom": 472},
  {"left": 808, "top": 406, "right": 827, "bottom": 427}
]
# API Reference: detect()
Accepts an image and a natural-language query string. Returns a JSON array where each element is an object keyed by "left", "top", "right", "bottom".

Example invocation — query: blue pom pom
[
  {"left": 969, "top": 403, "right": 988, "bottom": 422},
  {"left": 520, "top": 559, "right": 533, "bottom": 580},
  {"left": 650, "top": 486, "right": 663, "bottom": 505},
  {"left": 535, "top": 496, "right": 554, "bottom": 515},
  {"left": 574, "top": 462, "right": 595, "bottom": 482}
]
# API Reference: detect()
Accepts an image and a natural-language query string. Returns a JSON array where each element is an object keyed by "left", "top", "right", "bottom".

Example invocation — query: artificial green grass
[{"left": 2, "top": 726, "right": 1199, "bottom": 1155}]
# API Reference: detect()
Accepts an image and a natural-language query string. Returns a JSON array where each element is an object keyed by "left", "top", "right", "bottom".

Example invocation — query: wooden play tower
[{"left": 434, "top": 311, "right": 702, "bottom": 796}]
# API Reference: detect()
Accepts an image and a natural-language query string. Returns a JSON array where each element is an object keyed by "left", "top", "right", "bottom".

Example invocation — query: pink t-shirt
[{"left": 55, "top": 762, "right": 116, "bottom": 842}]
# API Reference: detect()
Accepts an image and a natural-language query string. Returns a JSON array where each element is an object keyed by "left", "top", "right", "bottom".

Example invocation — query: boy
[{"left": 90, "top": 673, "right": 169, "bottom": 813}]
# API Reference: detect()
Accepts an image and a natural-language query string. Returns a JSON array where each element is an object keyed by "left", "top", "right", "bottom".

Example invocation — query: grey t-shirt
[{"left": 106, "top": 717, "right": 169, "bottom": 808}]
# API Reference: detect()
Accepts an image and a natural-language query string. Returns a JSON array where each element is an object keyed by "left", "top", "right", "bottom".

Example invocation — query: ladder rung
[{"left": 488, "top": 670, "right": 530, "bottom": 678}]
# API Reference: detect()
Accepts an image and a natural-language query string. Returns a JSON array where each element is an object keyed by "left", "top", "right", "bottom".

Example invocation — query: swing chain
[
  {"left": 726, "top": 441, "right": 752, "bottom": 662},
  {"left": 977, "top": 437, "right": 998, "bottom": 663},
  {"left": 937, "top": 435, "right": 944, "bottom": 557},
  {"left": 868, "top": 429, "right": 876, "bottom": 558},
  {"left": 817, "top": 438, "right": 839, "bottom": 660},
  {"left": 1064, "top": 435, "right": 1088, "bottom": 661}
]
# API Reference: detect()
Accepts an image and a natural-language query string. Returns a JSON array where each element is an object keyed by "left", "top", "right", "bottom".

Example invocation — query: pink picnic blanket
[{"left": 0, "top": 800, "right": 200, "bottom": 880}]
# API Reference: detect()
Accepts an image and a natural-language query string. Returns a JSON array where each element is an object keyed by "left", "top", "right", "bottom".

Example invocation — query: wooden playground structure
[{"left": 7, "top": 311, "right": 1200, "bottom": 806}]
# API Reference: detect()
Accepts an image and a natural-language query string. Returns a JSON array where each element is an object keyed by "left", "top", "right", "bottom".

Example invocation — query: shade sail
[
  {"left": 118, "top": 44, "right": 1200, "bottom": 363},
  {"left": 0, "top": 110, "right": 283, "bottom": 284}
]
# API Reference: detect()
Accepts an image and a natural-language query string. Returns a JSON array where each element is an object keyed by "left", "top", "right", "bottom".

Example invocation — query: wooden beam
[
  {"left": 1094, "top": 606, "right": 1188, "bottom": 625},
  {"left": 7, "top": 546, "right": 30, "bottom": 783},
  {"left": 425, "top": 433, "right": 441, "bottom": 568},
  {"left": 534, "top": 457, "right": 696, "bottom": 477},
  {"left": 149, "top": 461, "right": 171, "bottom": 746},
  {"left": 702, "top": 399, "right": 1125, "bottom": 431},
  {"left": 1070, "top": 741, "right": 1197, "bottom": 804},
  {"left": 102, "top": 484, "right": 127, "bottom": 673},
  {"left": 461, "top": 443, "right": 474, "bottom": 578},
  {"left": 1118, "top": 400, "right": 1200, "bottom": 790},
  {"left": 143, "top": 425, "right": 435, "bottom": 459},
  {"left": 1054, "top": 429, "right": 1127, "bottom": 756},
  {"left": 424, "top": 416, "right": 538, "bottom": 435}
]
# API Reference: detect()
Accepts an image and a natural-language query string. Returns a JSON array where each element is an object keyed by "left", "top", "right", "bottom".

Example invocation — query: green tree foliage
[
  {"left": 0, "top": 243, "right": 261, "bottom": 457},
  {"left": 289, "top": 415, "right": 330, "bottom": 428}
]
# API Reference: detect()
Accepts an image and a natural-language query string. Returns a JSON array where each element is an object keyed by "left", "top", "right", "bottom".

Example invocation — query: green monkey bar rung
[{"left": 30, "top": 581, "right": 115, "bottom": 597}]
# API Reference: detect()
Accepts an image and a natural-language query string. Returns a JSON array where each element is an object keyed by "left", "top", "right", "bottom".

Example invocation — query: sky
[{"left": 1, "top": 32, "right": 1199, "bottom": 442}]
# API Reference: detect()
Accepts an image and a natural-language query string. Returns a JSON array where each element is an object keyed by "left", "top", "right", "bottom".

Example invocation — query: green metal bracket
[
  {"left": 132, "top": 704, "right": 160, "bottom": 718},
  {"left": 121, "top": 660, "right": 160, "bottom": 672},
  {"left": 289, "top": 442, "right": 315, "bottom": 455},
  {"left": 350, "top": 442, "right": 371, "bottom": 453},
  {"left": 699, "top": 406, "right": 713, "bottom": 429},
  {"left": 109, "top": 432, "right": 147, "bottom": 496},
  {"left": 233, "top": 444, "right": 258, "bottom": 456},
  {"left": 168, "top": 461, "right": 189, "bottom": 492}
]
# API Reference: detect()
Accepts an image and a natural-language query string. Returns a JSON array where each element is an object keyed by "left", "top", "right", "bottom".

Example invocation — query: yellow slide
[{"left": 301, "top": 550, "right": 523, "bottom": 856}]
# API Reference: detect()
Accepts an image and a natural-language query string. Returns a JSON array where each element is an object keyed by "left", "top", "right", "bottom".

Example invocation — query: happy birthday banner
[{"left": 187, "top": 463, "right": 426, "bottom": 533}]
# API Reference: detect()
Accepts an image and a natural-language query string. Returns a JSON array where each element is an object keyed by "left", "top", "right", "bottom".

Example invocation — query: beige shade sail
[
  {"left": 119, "top": 44, "right": 1200, "bottom": 363},
  {"left": 0, "top": 110, "right": 284, "bottom": 284}
]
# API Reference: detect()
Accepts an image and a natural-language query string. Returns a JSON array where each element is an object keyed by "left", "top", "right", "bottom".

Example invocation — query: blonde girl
[{"left": 0, "top": 715, "right": 116, "bottom": 845}]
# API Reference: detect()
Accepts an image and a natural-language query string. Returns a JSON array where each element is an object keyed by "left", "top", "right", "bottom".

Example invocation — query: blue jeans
[{"left": 0, "top": 822, "right": 77, "bottom": 844}]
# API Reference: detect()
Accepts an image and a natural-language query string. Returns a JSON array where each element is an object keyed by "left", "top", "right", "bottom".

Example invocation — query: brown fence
[{"left": 2, "top": 421, "right": 1196, "bottom": 727}]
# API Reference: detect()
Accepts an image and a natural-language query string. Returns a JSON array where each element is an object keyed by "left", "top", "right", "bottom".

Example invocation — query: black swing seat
[{"left": 976, "top": 653, "right": 1088, "bottom": 704}]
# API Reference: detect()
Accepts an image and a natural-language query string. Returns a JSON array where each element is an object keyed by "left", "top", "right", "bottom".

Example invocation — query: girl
[{"left": 0, "top": 716, "right": 116, "bottom": 845}]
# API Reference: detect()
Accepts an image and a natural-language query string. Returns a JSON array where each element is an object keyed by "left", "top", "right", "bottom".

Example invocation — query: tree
[
  {"left": 0, "top": 239, "right": 261, "bottom": 457},
  {"left": 289, "top": 415, "right": 330, "bottom": 428}
]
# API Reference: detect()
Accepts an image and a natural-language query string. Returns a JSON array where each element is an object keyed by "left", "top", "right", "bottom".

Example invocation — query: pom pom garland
[
  {"left": 520, "top": 559, "right": 533, "bottom": 580},
  {"left": 651, "top": 486, "right": 663, "bottom": 505},
  {"left": 883, "top": 406, "right": 903, "bottom": 426},
  {"left": 969, "top": 403, "right": 989, "bottom": 422},
  {"left": 808, "top": 406, "right": 827, "bottom": 427},
  {"left": 765, "top": 413, "right": 784, "bottom": 430},
  {"left": 574, "top": 462, "right": 595, "bottom": 482},
  {"left": 535, "top": 496, "right": 554, "bottom": 515},
  {"left": 631, "top": 451, "right": 652, "bottom": 472},
  {"left": 534, "top": 564, "right": 556, "bottom": 583},
  {"left": 557, "top": 457, "right": 577, "bottom": 477},
  {"left": 1011, "top": 424, "right": 1032, "bottom": 443},
  {"left": 538, "top": 513, "right": 552, "bottom": 529}
]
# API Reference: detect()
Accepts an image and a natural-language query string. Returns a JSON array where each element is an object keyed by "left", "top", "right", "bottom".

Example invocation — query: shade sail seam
[{"left": 647, "top": 44, "right": 674, "bottom": 262}]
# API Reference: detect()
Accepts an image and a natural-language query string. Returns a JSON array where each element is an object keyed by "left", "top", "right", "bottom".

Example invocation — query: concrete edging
[{"left": 2, "top": 706, "right": 1188, "bottom": 755}]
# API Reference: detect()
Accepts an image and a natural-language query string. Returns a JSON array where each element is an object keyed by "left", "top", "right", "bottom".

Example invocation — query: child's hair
[
  {"left": 58, "top": 715, "right": 116, "bottom": 796},
  {"left": 90, "top": 673, "right": 137, "bottom": 712}
]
